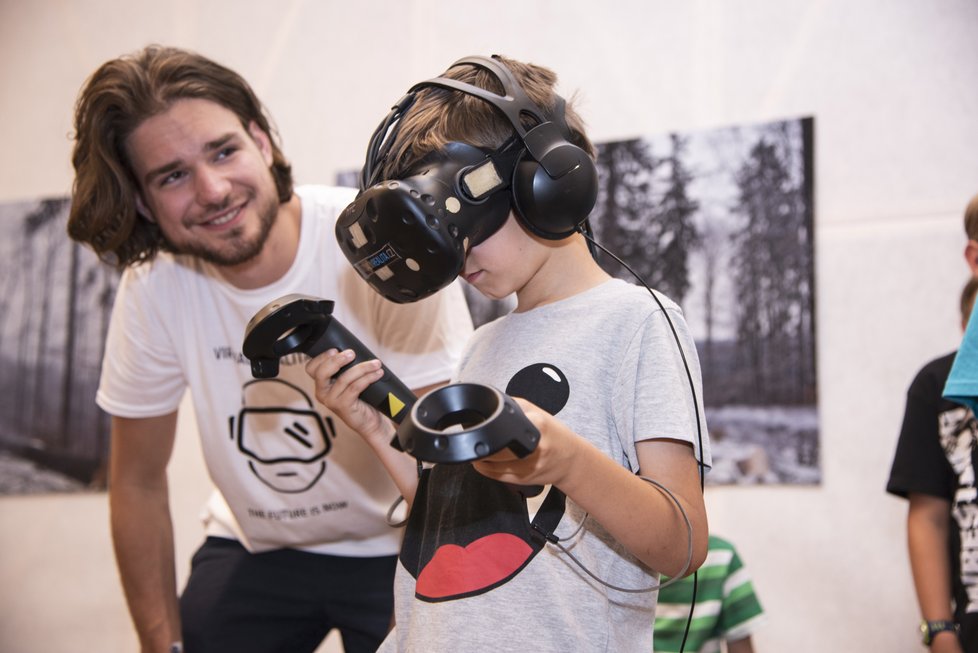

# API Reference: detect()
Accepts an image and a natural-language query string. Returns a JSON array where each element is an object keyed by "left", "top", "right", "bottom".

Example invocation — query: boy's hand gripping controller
[{"left": 242, "top": 293, "right": 415, "bottom": 423}]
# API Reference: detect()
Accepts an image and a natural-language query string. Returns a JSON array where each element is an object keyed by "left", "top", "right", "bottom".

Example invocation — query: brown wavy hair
[
  {"left": 373, "top": 55, "right": 595, "bottom": 183},
  {"left": 68, "top": 45, "right": 293, "bottom": 268}
]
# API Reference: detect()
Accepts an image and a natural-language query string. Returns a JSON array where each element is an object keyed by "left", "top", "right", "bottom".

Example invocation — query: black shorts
[{"left": 180, "top": 537, "right": 397, "bottom": 653}]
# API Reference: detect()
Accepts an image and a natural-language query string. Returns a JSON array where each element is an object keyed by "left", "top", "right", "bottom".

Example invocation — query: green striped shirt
[{"left": 653, "top": 535, "right": 765, "bottom": 653}]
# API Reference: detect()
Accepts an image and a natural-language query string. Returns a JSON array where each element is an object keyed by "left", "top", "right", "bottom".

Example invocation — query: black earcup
[{"left": 512, "top": 139, "right": 598, "bottom": 239}]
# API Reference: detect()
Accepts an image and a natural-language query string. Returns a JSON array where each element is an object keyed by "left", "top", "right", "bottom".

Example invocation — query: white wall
[{"left": 1, "top": 1, "right": 977, "bottom": 651}]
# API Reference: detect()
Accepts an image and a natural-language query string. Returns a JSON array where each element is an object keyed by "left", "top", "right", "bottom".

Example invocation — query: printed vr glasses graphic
[
  {"left": 230, "top": 378, "right": 335, "bottom": 494},
  {"left": 243, "top": 294, "right": 541, "bottom": 465}
]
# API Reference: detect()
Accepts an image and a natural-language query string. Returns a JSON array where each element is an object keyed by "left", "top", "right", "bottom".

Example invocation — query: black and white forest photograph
[
  {"left": 588, "top": 116, "right": 818, "bottom": 485},
  {"left": 0, "top": 197, "right": 119, "bottom": 494}
]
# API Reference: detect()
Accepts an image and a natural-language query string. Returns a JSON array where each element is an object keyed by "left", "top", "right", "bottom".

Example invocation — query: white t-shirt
[{"left": 97, "top": 185, "right": 474, "bottom": 555}]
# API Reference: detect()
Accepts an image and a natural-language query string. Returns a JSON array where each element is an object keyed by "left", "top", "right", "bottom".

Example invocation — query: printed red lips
[{"left": 416, "top": 533, "right": 533, "bottom": 599}]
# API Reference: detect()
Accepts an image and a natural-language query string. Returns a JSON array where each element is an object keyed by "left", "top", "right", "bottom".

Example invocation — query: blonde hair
[{"left": 373, "top": 55, "right": 595, "bottom": 182}]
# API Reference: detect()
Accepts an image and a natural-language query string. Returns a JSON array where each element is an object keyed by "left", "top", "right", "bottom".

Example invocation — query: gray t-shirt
[{"left": 382, "top": 278, "right": 711, "bottom": 652}]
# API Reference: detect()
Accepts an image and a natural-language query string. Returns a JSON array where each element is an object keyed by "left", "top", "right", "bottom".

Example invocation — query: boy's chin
[
  {"left": 463, "top": 276, "right": 516, "bottom": 302},
  {"left": 476, "top": 287, "right": 509, "bottom": 302}
]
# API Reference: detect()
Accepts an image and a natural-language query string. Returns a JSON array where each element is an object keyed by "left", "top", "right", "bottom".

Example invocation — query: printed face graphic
[
  {"left": 400, "top": 363, "right": 570, "bottom": 602},
  {"left": 230, "top": 379, "right": 335, "bottom": 493}
]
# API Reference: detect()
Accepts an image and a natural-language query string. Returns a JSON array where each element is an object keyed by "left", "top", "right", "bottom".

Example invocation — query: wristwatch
[{"left": 920, "top": 620, "right": 958, "bottom": 645}]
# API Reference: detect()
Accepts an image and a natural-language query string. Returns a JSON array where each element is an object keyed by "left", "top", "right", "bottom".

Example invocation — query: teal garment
[
  {"left": 653, "top": 535, "right": 764, "bottom": 653},
  {"left": 945, "top": 300, "right": 978, "bottom": 411}
]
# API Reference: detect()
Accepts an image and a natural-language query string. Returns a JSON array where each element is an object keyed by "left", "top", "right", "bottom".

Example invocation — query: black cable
[
  {"left": 538, "top": 475, "right": 694, "bottom": 594},
  {"left": 360, "top": 93, "right": 418, "bottom": 191},
  {"left": 580, "top": 228, "right": 706, "bottom": 653},
  {"left": 580, "top": 231, "right": 705, "bottom": 480}
]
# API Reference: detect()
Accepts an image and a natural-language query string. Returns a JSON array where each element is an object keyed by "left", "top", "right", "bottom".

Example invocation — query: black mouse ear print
[{"left": 505, "top": 363, "right": 569, "bottom": 416}]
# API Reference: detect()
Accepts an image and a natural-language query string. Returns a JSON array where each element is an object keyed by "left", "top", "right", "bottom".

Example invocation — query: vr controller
[
  {"left": 242, "top": 294, "right": 540, "bottom": 464},
  {"left": 398, "top": 383, "right": 540, "bottom": 464},
  {"left": 242, "top": 293, "right": 415, "bottom": 423}
]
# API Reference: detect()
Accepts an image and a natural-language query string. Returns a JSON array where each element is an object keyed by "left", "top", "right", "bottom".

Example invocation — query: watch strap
[{"left": 921, "top": 619, "right": 958, "bottom": 645}]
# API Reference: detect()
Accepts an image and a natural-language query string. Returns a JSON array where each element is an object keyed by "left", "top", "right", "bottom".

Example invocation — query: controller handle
[{"left": 242, "top": 294, "right": 416, "bottom": 423}]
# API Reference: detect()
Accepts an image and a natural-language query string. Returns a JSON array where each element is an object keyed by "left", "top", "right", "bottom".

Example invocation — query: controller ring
[{"left": 396, "top": 383, "right": 540, "bottom": 464}]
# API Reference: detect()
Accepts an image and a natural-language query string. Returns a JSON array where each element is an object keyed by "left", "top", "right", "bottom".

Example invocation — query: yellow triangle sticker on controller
[{"left": 388, "top": 393, "right": 406, "bottom": 418}]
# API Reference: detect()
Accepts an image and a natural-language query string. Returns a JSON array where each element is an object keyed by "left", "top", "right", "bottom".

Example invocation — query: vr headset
[{"left": 334, "top": 55, "right": 599, "bottom": 303}]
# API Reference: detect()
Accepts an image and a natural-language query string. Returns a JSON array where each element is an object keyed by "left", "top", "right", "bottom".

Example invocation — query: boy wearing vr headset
[{"left": 307, "top": 55, "right": 711, "bottom": 651}]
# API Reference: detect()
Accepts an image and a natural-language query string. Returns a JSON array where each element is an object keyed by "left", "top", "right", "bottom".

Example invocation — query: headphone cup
[{"left": 512, "top": 148, "right": 599, "bottom": 239}]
